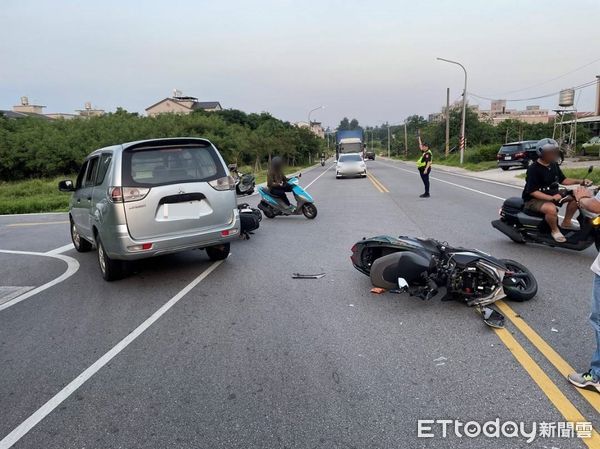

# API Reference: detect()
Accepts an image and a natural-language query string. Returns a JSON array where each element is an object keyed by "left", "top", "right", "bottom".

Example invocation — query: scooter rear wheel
[{"left": 302, "top": 203, "right": 318, "bottom": 219}]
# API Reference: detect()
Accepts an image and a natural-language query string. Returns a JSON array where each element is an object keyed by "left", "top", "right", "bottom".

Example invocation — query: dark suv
[{"left": 496, "top": 140, "right": 564, "bottom": 170}]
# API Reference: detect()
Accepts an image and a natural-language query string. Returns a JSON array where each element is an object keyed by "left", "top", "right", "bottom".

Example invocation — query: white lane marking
[
  {"left": 377, "top": 160, "right": 506, "bottom": 200},
  {"left": 0, "top": 287, "right": 35, "bottom": 305},
  {"left": 305, "top": 163, "right": 335, "bottom": 190},
  {"left": 45, "top": 243, "right": 74, "bottom": 255},
  {"left": 381, "top": 158, "right": 524, "bottom": 190},
  {"left": 5, "top": 221, "right": 69, "bottom": 228},
  {"left": 0, "top": 212, "right": 67, "bottom": 218},
  {"left": 0, "top": 259, "right": 224, "bottom": 449},
  {"left": 376, "top": 160, "right": 571, "bottom": 219},
  {"left": 242, "top": 163, "right": 324, "bottom": 198},
  {"left": 0, "top": 249, "right": 79, "bottom": 312}
]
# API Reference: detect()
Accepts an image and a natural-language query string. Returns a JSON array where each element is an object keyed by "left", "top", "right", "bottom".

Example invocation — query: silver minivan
[{"left": 59, "top": 138, "right": 240, "bottom": 281}]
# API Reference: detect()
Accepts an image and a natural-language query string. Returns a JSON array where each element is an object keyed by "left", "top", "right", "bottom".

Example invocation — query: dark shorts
[{"left": 524, "top": 199, "right": 554, "bottom": 213}]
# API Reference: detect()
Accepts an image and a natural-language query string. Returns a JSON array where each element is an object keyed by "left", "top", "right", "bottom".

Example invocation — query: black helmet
[
  {"left": 535, "top": 138, "right": 559, "bottom": 156},
  {"left": 271, "top": 156, "right": 283, "bottom": 168}
]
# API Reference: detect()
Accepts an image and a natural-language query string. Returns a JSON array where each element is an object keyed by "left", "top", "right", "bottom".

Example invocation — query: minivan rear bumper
[{"left": 101, "top": 209, "right": 240, "bottom": 260}]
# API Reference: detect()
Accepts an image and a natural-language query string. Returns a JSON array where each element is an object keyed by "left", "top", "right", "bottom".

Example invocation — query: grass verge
[
  {"left": 390, "top": 153, "right": 498, "bottom": 172},
  {"left": 0, "top": 176, "right": 73, "bottom": 215},
  {"left": 0, "top": 163, "right": 317, "bottom": 215},
  {"left": 516, "top": 167, "right": 600, "bottom": 184}
]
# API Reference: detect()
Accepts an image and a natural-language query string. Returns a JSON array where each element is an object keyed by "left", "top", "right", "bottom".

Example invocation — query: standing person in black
[
  {"left": 417, "top": 135, "right": 432, "bottom": 198},
  {"left": 522, "top": 138, "right": 588, "bottom": 242}
]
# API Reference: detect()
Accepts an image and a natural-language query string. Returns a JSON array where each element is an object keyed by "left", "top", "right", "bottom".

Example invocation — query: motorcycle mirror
[
  {"left": 298, "top": 172, "right": 302, "bottom": 178},
  {"left": 588, "top": 165, "right": 594, "bottom": 174}
]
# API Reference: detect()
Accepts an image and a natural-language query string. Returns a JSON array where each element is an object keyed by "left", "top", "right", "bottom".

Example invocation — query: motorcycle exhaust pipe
[{"left": 492, "top": 219, "right": 526, "bottom": 243}]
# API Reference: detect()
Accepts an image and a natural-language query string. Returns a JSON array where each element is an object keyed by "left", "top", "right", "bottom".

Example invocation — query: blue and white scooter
[{"left": 257, "top": 177, "right": 317, "bottom": 219}]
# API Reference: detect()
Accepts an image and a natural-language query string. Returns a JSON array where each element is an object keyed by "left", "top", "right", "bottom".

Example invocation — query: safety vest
[{"left": 417, "top": 150, "right": 432, "bottom": 168}]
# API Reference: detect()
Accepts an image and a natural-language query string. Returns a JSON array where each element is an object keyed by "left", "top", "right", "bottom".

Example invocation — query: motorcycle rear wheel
[{"left": 501, "top": 259, "right": 537, "bottom": 302}]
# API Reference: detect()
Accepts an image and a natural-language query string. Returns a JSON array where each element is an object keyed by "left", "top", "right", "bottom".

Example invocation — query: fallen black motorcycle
[
  {"left": 229, "top": 164, "right": 256, "bottom": 196},
  {"left": 351, "top": 235, "right": 538, "bottom": 328},
  {"left": 492, "top": 166, "right": 600, "bottom": 251}
]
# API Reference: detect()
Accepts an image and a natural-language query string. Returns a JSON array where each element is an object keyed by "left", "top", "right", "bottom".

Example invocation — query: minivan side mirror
[{"left": 58, "top": 180, "right": 75, "bottom": 192}]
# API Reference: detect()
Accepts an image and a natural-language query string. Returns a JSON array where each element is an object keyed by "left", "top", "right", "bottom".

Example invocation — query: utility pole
[
  {"left": 437, "top": 58, "right": 468, "bottom": 164},
  {"left": 445, "top": 87, "right": 450, "bottom": 157},
  {"left": 403, "top": 121, "right": 408, "bottom": 158},
  {"left": 387, "top": 125, "right": 391, "bottom": 158}
]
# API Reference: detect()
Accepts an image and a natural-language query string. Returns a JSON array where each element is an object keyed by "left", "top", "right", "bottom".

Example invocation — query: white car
[{"left": 336, "top": 153, "right": 367, "bottom": 178}]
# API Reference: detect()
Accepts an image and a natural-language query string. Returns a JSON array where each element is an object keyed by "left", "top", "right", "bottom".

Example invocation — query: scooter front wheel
[
  {"left": 501, "top": 259, "right": 537, "bottom": 302},
  {"left": 302, "top": 203, "right": 318, "bottom": 219}
]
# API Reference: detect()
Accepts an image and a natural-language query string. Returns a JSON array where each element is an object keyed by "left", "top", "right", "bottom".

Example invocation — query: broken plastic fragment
[{"left": 292, "top": 273, "right": 326, "bottom": 279}]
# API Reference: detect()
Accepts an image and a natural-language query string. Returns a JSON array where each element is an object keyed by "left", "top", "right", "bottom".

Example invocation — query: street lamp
[
  {"left": 307, "top": 106, "right": 324, "bottom": 164},
  {"left": 308, "top": 105, "right": 324, "bottom": 130},
  {"left": 437, "top": 57, "right": 468, "bottom": 164}
]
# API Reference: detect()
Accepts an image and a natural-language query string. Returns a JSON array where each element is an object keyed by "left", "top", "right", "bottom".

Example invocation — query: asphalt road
[{"left": 1, "top": 159, "right": 599, "bottom": 449}]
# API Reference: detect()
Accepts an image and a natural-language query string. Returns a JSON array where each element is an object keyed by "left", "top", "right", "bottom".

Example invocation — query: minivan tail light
[
  {"left": 109, "top": 186, "right": 150, "bottom": 202},
  {"left": 209, "top": 176, "right": 236, "bottom": 191}
]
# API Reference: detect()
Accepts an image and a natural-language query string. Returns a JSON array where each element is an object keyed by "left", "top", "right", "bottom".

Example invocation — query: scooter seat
[{"left": 504, "top": 197, "right": 524, "bottom": 210}]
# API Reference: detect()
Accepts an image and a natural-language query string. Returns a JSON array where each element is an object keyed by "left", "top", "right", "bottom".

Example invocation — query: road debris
[
  {"left": 551, "top": 327, "right": 559, "bottom": 333},
  {"left": 370, "top": 287, "right": 386, "bottom": 294},
  {"left": 292, "top": 273, "right": 326, "bottom": 279}
]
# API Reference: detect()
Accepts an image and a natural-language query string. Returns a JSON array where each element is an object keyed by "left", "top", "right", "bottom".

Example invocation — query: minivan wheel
[
  {"left": 206, "top": 243, "right": 230, "bottom": 261},
  {"left": 71, "top": 219, "right": 92, "bottom": 252},
  {"left": 96, "top": 235, "right": 124, "bottom": 281}
]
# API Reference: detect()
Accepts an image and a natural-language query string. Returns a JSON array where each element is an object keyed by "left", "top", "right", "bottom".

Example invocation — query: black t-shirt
[{"left": 522, "top": 161, "right": 566, "bottom": 201}]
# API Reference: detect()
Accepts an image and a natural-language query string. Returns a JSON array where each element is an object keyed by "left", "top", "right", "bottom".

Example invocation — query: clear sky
[{"left": 1, "top": 0, "right": 600, "bottom": 127}]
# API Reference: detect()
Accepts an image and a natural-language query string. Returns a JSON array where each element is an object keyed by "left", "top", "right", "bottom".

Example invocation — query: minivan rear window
[{"left": 122, "top": 145, "right": 225, "bottom": 186}]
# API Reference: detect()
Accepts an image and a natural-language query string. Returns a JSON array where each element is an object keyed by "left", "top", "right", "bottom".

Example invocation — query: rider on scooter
[
  {"left": 267, "top": 156, "right": 294, "bottom": 211},
  {"left": 522, "top": 138, "right": 590, "bottom": 243}
]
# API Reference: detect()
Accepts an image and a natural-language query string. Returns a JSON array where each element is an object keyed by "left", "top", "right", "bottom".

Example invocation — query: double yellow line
[
  {"left": 493, "top": 300, "right": 600, "bottom": 447},
  {"left": 366, "top": 172, "right": 389, "bottom": 193}
]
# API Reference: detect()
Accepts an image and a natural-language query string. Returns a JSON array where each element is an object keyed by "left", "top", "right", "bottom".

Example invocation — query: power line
[
  {"left": 500, "top": 56, "right": 600, "bottom": 95},
  {"left": 469, "top": 79, "right": 598, "bottom": 103}
]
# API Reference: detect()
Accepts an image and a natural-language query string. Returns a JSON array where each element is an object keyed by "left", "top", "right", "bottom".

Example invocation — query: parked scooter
[
  {"left": 228, "top": 164, "right": 256, "bottom": 196},
  {"left": 492, "top": 165, "right": 600, "bottom": 251},
  {"left": 351, "top": 235, "right": 538, "bottom": 328},
  {"left": 257, "top": 176, "right": 318, "bottom": 219}
]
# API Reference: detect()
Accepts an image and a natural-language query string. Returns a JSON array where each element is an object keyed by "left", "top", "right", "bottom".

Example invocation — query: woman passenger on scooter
[{"left": 267, "top": 156, "right": 294, "bottom": 211}]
